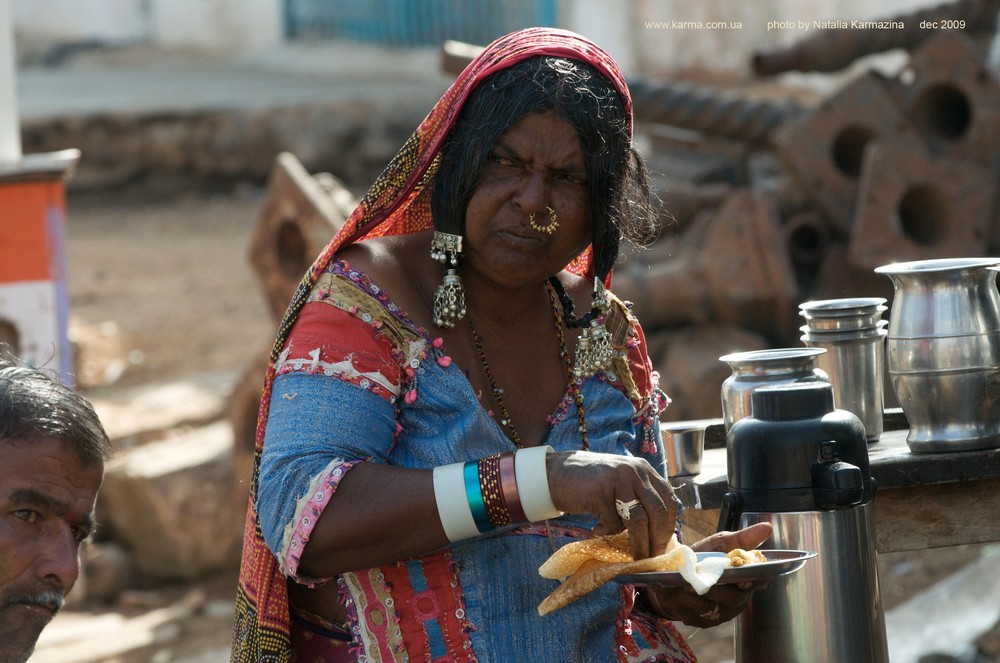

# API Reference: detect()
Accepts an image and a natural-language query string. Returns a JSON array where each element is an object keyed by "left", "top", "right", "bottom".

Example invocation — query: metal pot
[
  {"left": 719, "top": 348, "right": 829, "bottom": 431},
  {"left": 875, "top": 257, "right": 1000, "bottom": 452}
]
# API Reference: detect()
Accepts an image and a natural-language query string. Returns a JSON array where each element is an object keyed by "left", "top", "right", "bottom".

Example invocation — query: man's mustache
[{"left": 5, "top": 589, "right": 66, "bottom": 615}]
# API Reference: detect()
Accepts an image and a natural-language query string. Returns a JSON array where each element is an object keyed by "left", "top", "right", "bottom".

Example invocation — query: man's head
[{"left": 0, "top": 352, "right": 110, "bottom": 663}]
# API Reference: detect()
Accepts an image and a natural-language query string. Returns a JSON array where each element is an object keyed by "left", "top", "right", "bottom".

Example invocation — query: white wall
[
  {"left": 13, "top": 0, "right": 282, "bottom": 51},
  {"left": 14, "top": 0, "right": 148, "bottom": 42},
  {"left": 1, "top": 0, "right": 20, "bottom": 162},
  {"left": 563, "top": 0, "right": 636, "bottom": 72},
  {"left": 150, "top": 0, "right": 281, "bottom": 51}
]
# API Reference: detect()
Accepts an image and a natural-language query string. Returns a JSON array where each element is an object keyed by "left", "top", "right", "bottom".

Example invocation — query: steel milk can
[
  {"left": 875, "top": 257, "right": 1000, "bottom": 452},
  {"left": 718, "top": 381, "right": 888, "bottom": 663}
]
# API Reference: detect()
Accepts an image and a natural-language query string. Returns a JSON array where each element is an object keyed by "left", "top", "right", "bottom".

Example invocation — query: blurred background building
[{"left": 13, "top": 0, "right": 947, "bottom": 75}]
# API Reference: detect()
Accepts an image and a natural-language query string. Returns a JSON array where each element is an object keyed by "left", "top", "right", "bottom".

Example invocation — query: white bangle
[
  {"left": 433, "top": 462, "right": 480, "bottom": 542},
  {"left": 514, "top": 445, "right": 563, "bottom": 522}
]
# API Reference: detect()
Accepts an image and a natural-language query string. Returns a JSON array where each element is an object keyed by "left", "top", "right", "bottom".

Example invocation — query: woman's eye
[
  {"left": 488, "top": 154, "right": 515, "bottom": 167},
  {"left": 560, "top": 173, "right": 586, "bottom": 186},
  {"left": 72, "top": 526, "right": 91, "bottom": 544}
]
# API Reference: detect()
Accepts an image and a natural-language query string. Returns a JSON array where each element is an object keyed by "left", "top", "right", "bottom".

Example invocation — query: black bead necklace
[{"left": 467, "top": 282, "right": 589, "bottom": 449}]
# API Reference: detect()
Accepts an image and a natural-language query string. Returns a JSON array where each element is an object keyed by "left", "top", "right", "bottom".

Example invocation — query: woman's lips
[{"left": 498, "top": 226, "right": 544, "bottom": 246}]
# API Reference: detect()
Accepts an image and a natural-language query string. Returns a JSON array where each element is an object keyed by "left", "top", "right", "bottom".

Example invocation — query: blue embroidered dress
[{"left": 254, "top": 260, "right": 694, "bottom": 662}]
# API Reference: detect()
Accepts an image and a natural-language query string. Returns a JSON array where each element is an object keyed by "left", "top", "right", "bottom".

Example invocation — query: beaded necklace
[{"left": 468, "top": 282, "right": 589, "bottom": 450}]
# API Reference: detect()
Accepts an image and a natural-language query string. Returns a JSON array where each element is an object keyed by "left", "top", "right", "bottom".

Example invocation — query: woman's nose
[{"left": 512, "top": 171, "right": 550, "bottom": 215}]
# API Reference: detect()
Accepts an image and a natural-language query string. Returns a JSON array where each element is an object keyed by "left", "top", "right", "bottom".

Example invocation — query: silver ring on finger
[{"left": 615, "top": 498, "right": 642, "bottom": 521}]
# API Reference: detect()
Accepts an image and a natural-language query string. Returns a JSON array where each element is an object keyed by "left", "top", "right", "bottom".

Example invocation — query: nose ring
[{"left": 529, "top": 206, "right": 559, "bottom": 234}]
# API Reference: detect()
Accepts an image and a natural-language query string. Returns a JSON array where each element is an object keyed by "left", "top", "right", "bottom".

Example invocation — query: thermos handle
[
  {"left": 716, "top": 492, "right": 742, "bottom": 532},
  {"left": 812, "top": 460, "right": 863, "bottom": 509}
]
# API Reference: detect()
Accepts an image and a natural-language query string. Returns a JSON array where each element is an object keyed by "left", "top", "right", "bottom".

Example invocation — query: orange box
[
  {"left": 0, "top": 150, "right": 77, "bottom": 381},
  {"left": 0, "top": 180, "right": 64, "bottom": 283}
]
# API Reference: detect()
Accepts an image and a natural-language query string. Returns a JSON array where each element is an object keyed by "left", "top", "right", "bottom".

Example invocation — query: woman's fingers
[
  {"left": 547, "top": 450, "right": 679, "bottom": 559},
  {"left": 620, "top": 496, "right": 652, "bottom": 559},
  {"left": 647, "top": 583, "right": 755, "bottom": 627},
  {"left": 633, "top": 482, "right": 678, "bottom": 558},
  {"left": 692, "top": 522, "right": 773, "bottom": 553},
  {"left": 644, "top": 524, "right": 775, "bottom": 627}
]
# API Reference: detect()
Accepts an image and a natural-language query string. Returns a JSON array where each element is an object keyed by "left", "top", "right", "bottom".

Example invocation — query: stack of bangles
[{"left": 432, "top": 445, "right": 563, "bottom": 542}]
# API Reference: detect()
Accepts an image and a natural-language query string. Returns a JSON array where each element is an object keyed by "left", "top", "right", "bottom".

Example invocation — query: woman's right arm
[
  {"left": 256, "top": 366, "right": 453, "bottom": 579},
  {"left": 254, "top": 270, "right": 453, "bottom": 581},
  {"left": 260, "top": 418, "right": 680, "bottom": 581},
  {"left": 289, "top": 457, "right": 447, "bottom": 578}
]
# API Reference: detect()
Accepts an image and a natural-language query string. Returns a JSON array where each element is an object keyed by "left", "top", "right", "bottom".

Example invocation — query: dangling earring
[
  {"left": 573, "top": 279, "right": 615, "bottom": 378},
  {"left": 431, "top": 231, "right": 466, "bottom": 328},
  {"left": 529, "top": 206, "right": 559, "bottom": 234}
]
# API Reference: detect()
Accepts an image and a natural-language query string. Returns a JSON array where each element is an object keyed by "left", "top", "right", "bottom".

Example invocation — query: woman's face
[{"left": 462, "top": 110, "right": 592, "bottom": 288}]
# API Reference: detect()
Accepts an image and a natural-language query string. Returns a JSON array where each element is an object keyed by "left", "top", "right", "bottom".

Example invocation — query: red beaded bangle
[
  {"left": 498, "top": 451, "right": 527, "bottom": 524},
  {"left": 478, "top": 453, "right": 511, "bottom": 528}
]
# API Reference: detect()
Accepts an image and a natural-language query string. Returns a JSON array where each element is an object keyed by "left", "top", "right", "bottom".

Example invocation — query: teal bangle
[{"left": 463, "top": 460, "right": 493, "bottom": 533}]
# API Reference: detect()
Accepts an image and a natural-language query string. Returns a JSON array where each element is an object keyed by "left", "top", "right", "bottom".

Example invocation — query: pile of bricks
[{"left": 615, "top": 2, "right": 1000, "bottom": 418}]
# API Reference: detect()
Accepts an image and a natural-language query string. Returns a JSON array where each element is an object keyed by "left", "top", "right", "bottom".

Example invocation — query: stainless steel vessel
[
  {"left": 799, "top": 297, "right": 887, "bottom": 443},
  {"left": 719, "top": 347, "right": 828, "bottom": 431},
  {"left": 660, "top": 422, "right": 704, "bottom": 477},
  {"left": 875, "top": 257, "right": 1000, "bottom": 452},
  {"left": 735, "top": 507, "right": 886, "bottom": 662},
  {"left": 720, "top": 382, "right": 888, "bottom": 663}
]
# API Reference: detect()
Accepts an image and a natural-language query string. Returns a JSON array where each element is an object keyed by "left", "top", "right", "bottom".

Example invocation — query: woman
[{"left": 231, "top": 27, "right": 770, "bottom": 662}]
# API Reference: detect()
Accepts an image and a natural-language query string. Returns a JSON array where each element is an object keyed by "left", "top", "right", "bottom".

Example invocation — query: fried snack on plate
[
  {"left": 537, "top": 532, "right": 764, "bottom": 615},
  {"left": 727, "top": 548, "right": 768, "bottom": 567},
  {"left": 538, "top": 530, "right": 634, "bottom": 579}
]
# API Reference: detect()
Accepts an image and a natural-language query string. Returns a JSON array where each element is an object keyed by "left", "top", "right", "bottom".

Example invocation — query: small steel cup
[{"left": 662, "top": 424, "right": 705, "bottom": 477}]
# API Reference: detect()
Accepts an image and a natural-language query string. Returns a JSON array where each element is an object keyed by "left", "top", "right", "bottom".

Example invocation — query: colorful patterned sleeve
[{"left": 256, "top": 269, "right": 425, "bottom": 584}]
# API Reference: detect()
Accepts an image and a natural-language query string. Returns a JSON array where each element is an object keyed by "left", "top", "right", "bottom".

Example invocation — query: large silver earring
[
  {"left": 573, "top": 280, "right": 615, "bottom": 378},
  {"left": 529, "top": 206, "right": 559, "bottom": 234},
  {"left": 431, "top": 231, "right": 466, "bottom": 328}
]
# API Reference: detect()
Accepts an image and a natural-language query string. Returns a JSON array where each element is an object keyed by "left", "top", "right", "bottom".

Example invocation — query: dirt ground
[
  {"left": 65, "top": 184, "right": 275, "bottom": 391},
  {"left": 34, "top": 184, "right": 993, "bottom": 662}
]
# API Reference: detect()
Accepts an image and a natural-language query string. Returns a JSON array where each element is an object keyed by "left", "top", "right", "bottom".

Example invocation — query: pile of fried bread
[{"left": 537, "top": 531, "right": 767, "bottom": 615}]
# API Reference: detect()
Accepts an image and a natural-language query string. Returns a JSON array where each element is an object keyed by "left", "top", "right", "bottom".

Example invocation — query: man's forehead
[
  {"left": 0, "top": 439, "right": 102, "bottom": 508},
  {"left": 0, "top": 435, "right": 100, "bottom": 467}
]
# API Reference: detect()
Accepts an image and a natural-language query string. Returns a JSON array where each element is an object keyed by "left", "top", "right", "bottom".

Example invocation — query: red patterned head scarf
[
  {"left": 270, "top": 27, "right": 633, "bottom": 359},
  {"left": 233, "top": 27, "right": 634, "bottom": 662},
  {"left": 332, "top": 26, "right": 631, "bottom": 246}
]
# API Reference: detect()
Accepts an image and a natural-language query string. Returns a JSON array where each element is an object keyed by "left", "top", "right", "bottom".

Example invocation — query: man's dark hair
[
  {"left": 431, "top": 55, "right": 659, "bottom": 285},
  {"left": 0, "top": 348, "right": 111, "bottom": 464}
]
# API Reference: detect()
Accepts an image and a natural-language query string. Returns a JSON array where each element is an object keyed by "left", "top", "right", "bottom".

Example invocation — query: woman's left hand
[{"left": 642, "top": 522, "right": 773, "bottom": 628}]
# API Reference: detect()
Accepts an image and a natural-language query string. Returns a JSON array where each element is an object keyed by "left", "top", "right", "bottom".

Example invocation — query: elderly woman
[{"left": 231, "top": 27, "right": 769, "bottom": 662}]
